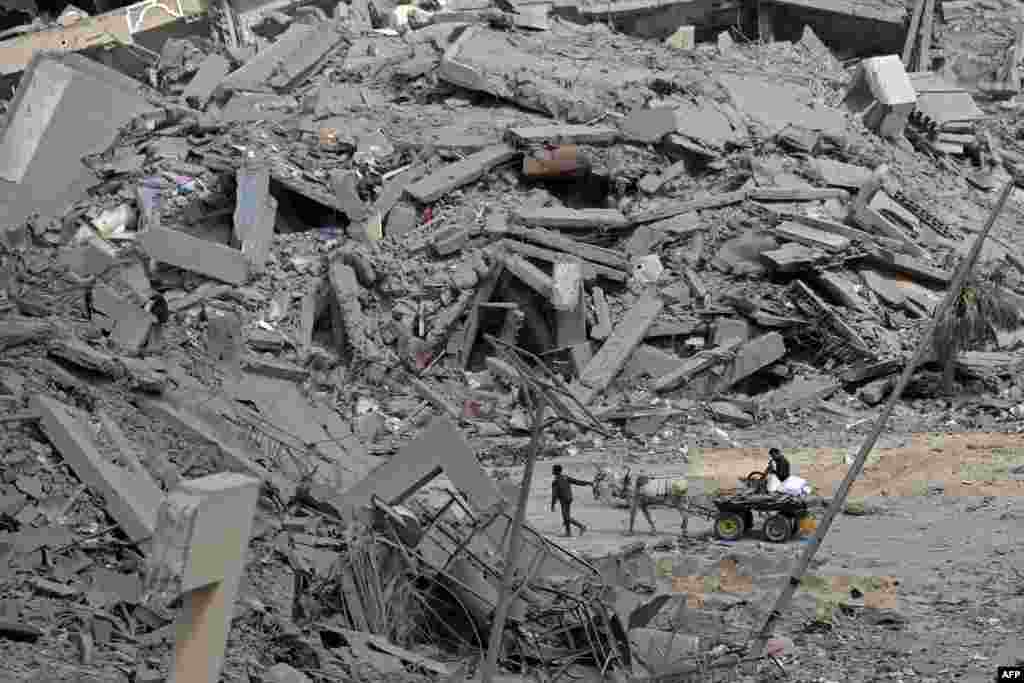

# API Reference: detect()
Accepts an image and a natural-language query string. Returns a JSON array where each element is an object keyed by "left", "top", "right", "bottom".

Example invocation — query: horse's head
[{"left": 592, "top": 465, "right": 630, "bottom": 502}]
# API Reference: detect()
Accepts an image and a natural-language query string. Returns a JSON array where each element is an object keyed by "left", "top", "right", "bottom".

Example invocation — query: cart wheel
[
  {"left": 715, "top": 512, "right": 745, "bottom": 541},
  {"left": 764, "top": 514, "right": 792, "bottom": 543}
]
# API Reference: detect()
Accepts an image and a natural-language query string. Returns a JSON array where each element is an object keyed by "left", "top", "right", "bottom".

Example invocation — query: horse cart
[{"left": 688, "top": 471, "right": 816, "bottom": 543}]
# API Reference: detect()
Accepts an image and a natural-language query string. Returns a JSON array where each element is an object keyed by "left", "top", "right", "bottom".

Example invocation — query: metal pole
[
  {"left": 480, "top": 396, "right": 548, "bottom": 683},
  {"left": 747, "top": 179, "right": 1017, "bottom": 658}
]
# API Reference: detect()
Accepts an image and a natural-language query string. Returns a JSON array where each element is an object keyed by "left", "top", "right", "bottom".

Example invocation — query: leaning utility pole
[
  {"left": 747, "top": 178, "right": 1018, "bottom": 660},
  {"left": 478, "top": 336, "right": 607, "bottom": 683}
]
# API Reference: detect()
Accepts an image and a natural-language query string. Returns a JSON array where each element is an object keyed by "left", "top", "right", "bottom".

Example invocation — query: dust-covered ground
[{"left": 489, "top": 433, "right": 1024, "bottom": 682}]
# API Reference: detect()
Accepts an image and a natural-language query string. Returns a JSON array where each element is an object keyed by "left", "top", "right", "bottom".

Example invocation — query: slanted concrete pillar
[{"left": 145, "top": 472, "right": 261, "bottom": 683}]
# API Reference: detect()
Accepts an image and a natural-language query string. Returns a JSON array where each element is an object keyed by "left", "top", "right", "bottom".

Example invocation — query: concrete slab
[
  {"left": 772, "top": 221, "right": 851, "bottom": 252},
  {"left": 135, "top": 391, "right": 296, "bottom": 502},
  {"left": 338, "top": 415, "right": 503, "bottom": 516},
  {"left": 619, "top": 107, "right": 677, "bottom": 144},
  {"left": 0, "top": 54, "right": 155, "bottom": 227},
  {"left": 503, "top": 226, "right": 630, "bottom": 270},
  {"left": 220, "top": 24, "right": 316, "bottom": 91},
  {"left": 329, "top": 170, "right": 367, "bottom": 222},
  {"left": 515, "top": 207, "right": 629, "bottom": 231},
  {"left": 717, "top": 332, "right": 786, "bottom": 390},
  {"left": 573, "top": 292, "right": 663, "bottom": 399},
  {"left": 860, "top": 269, "right": 906, "bottom": 308},
  {"left": 33, "top": 395, "right": 159, "bottom": 544},
  {"left": 809, "top": 158, "right": 872, "bottom": 189},
  {"left": 621, "top": 344, "right": 686, "bottom": 382},
  {"left": 182, "top": 54, "right": 230, "bottom": 108},
  {"left": 813, "top": 270, "right": 873, "bottom": 313},
  {"left": 90, "top": 283, "right": 156, "bottom": 354},
  {"left": 493, "top": 249, "right": 552, "bottom": 297},
  {"left": 138, "top": 227, "right": 249, "bottom": 286},
  {"left": 762, "top": 243, "right": 827, "bottom": 272},
  {"left": 405, "top": 144, "right": 518, "bottom": 203},
  {"left": 507, "top": 124, "right": 619, "bottom": 146},
  {"left": 720, "top": 75, "right": 845, "bottom": 136},
  {"left": 439, "top": 25, "right": 661, "bottom": 122}
]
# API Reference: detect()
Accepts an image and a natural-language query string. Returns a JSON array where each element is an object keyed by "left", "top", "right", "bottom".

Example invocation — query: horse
[{"left": 592, "top": 465, "right": 691, "bottom": 536}]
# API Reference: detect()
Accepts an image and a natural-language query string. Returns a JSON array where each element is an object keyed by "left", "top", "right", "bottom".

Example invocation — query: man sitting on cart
[{"left": 766, "top": 447, "right": 790, "bottom": 493}]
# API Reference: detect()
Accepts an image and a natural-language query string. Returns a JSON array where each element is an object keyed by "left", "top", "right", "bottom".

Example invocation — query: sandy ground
[{"left": 485, "top": 433, "right": 1024, "bottom": 682}]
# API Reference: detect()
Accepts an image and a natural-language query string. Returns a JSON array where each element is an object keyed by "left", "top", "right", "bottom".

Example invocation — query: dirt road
[{"left": 490, "top": 433, "right": 1024, "bottom": 682}]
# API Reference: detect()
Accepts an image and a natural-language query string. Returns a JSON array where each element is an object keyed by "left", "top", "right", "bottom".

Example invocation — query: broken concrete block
[
  {"left": 59, "top": 235, "right": 118, "bottom": 278},
  {"left": 859, "top": 269, "right": 906, "bottom": 308},
  {"left": 813, "top": 270, "right": 873, "bottom": 313},
  {"left": 504, "top": 226, "right": 630, "bottom": 274},
  {"left": 713, "top": 319, "right": 750, "bottom": 346},
  {"left": 386, "top": 202, "right": 419, "bottom": 238},
  {"left": 515, "top": 207, "right": 629, "bottom": 231},
  {"left": 329, "top": 260, "right": 382, "bottom": 362},
  {"left": 750, "top": 187, "right": 849, "bottom": 202},
  {"left": 638, "top": 160, "right": 687, "bottom": 195},
  {"left": 507, "top": 124, "right": 619, "bottom": 146},
  {"left": 182, "top": 54, "right": 230, "bottom": 109},
  {"left": 139, "top": 227, "right": 248, "bottom": 286},
  {"left": 591, "top": 286, "right": 612, "bottom": 340},
  {"left": 573, "top": 292, "right": 663, "bottom": 401},
  {"left": 330, "top": 170, "right": 367, "bottom": 221},
  {"left": 492, "top": 249, "right": 552, "bottom": 297},
  {"left": 810, "top": 158, "right": 872, "bottom": 189},
  {"left": 552, "top": 261, "right": 583, "bottom": 311},
  {"left": 49, "top": 338, "right": 124, "bottom": 378},
  {"left": 90, "top": 283, "right": 156, "bottom": 354},
  {"left": 624, "top": 225, "right": 669, "bottom": 259},
  {"left": 772, "top": 221, "right": 851, "bottom": 253},
  {"left": 221, "top": 23, "right": 346, "bottom": 92},
  {"left": 433, "top": 226, "right": 470, "bottom": 256},
  {"left": 709, "top": 401, "right": 754, "bottom": 427},
  {"left": 718, "top": 332, "right": 786, "bottom": 390},
  {"left": 234, "top": 162, "right": 277, "bottom": 275},
  {"left": 241, "top": 356, "right": 310, "bottom": 383},
  {"left": 762, "top": 243, "right": 827, "bottom": 273},
  {"left": 33, "top": 395, "right": 159, "bottom": 544},
  {"left": 858, "top": 378, "right": 892, "bottom": 406},
  {"left": 264, "top": 663, "right": 312, "bottom": 683},
  {"left": 843, "top": 55, "right": 917, "bottom": 138},
  {"left": 0, "top": 318, "right": 56, "bottom": 352},
  {"left": 863, "top": 249, "right": 952, "bottom": 287},
  {"left": 405, "top": 144, "right": 518, "bottom": 203},
  {"left": 619, "top": 107, "right": 678, "bottom": 144}
]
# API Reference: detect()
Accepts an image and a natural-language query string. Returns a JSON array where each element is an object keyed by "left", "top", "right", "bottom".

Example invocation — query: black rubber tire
[
  {"left": 764, "top": 514, "right": 792, "bottom": 543},
  {"left": 715, "top": 512, "right": 746, "bottom": 541}
]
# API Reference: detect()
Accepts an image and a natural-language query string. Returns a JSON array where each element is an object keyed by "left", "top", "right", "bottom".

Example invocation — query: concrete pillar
[{"left": 145, "top": 472, "right": 261, "bottom": 683}]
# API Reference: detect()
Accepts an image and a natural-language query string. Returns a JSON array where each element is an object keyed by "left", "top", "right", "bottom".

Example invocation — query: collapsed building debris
[{"left": 2, "top": 3, "right": 1024, "bottom": 682}]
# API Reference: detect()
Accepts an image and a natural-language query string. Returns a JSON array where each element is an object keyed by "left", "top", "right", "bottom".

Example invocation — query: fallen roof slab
[{"left": 0, "top": 53, "right": 155, "bottom": 227}]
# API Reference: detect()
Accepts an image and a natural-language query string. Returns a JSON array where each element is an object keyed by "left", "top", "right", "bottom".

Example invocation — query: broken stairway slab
[{"left": 405, "top": 144, "right": 519, "bottom": 203}]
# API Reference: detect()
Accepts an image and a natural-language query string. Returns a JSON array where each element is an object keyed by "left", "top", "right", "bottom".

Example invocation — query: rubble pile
[{"left": 2, "top": 4, "right": 1024, "bottom": 682}]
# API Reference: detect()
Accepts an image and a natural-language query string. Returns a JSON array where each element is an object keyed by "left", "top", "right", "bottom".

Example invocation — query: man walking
[{"left": 551, "top": 464, "right": 589, "bottom": 537}]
